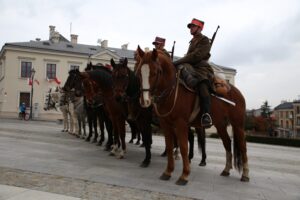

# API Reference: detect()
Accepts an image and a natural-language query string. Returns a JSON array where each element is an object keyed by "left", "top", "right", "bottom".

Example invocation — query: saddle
[{"left": 179, "top": 65, "right": 231, "bottom": 97}]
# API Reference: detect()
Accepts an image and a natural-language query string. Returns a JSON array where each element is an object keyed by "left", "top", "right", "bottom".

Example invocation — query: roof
[
  {"left": 274, "top": 102, "right": 293, "bottom": 110},
  {"left": 3, "top": 40, "right": 135, "bottom": 59},
  {"left": 1, "top": 40, "right": 234, "bottom": 72}
]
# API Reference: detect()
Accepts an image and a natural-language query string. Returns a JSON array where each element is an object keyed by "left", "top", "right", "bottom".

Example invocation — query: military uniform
[
  {"left": 173, "top": 18, "right": 213, "bottom": 127},
  {"left": 173, "top": 32, "right": 214, "bottom": 87}
]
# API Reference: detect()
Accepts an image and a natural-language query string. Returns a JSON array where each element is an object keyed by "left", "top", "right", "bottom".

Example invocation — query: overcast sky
[{"left": 1, "top": 0, "right": 299, "bottom": 109}]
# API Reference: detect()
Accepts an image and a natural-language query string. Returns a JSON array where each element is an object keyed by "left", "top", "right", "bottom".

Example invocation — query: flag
[
  {"left": 54, "top": 77, "right": 61, "bottom": 85},
  {"left": 28, "top": 78, "right": 32, "bottom": 86}
]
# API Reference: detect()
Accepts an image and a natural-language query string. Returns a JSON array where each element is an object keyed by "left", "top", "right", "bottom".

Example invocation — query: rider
[
  {"left": 152, "top": 36, "right": 171, "bottom": 58},
  {"left": 19, "top": 102, "right": 26, "bottom": 119},
  {"left": 173, "top": 18, "right": 214, "bottom": 128}
]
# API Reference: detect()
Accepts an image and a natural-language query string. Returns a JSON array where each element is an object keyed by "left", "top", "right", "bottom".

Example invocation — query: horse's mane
[
  {"left": 88, "top": 67, "right": 112, "bottom": 88},
  {"left": 127, "top": 68, "right": 140, "bottom": 97}
]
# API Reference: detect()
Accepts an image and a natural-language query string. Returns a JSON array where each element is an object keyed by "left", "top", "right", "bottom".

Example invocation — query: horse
[
  {"left": 43, "top": 86, "right": 72, "bottom": 133},
  {"left": 111, "top": 57, "right": 153, "bottom": 167},
  {"left": 64, "top": 69, "right": 113, "bottom": 149},
  {"left": 111, "top": 57, "right": 207, "bottom": 166},
  {"left": 135, "top": 46, "right": 249, "bottom": 185},
  {"left": 67, "top": 67, "right": 138, "bottom": 159}
]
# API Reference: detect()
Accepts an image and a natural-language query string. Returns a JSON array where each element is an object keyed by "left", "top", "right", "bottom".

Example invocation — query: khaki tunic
[{"left": 174, "top": 33, "right": 214, "bottom": 84}]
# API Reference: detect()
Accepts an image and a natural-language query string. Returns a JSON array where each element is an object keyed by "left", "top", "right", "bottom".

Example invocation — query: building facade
[
  {"left": 0, "top": 25, "right": 237, "bottom": 120},
  {"left": 274, "top": 100, "right": 300, "bottom": 138}
]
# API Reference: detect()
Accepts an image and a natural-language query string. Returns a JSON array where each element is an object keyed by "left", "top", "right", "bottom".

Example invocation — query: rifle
[
  {"left": 210, "top": 25, "right": 220, "bottom": 47},
  {"left": 170, "top": 41, "right": 176, "bottom": 61}
]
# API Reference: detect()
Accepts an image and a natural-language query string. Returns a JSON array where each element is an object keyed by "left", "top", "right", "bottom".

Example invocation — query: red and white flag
[{"left": 28, "top": 78, "right": 32, "bottom": 86}]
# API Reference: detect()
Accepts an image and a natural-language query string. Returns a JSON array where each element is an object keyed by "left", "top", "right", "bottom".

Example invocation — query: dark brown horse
[
  {"left": 111, "top": 57, "right": 153, "bottom": 167},
  {"left": 136, "top": 46, "right": 249, "bottom": 185},
  {"left": 79, "top": 65, "right": 139, "bottom": 159}
]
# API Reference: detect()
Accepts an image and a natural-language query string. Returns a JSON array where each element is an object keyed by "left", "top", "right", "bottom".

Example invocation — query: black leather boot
[{"left": 198, "top": 83, "right": 212, "bottom": 128}]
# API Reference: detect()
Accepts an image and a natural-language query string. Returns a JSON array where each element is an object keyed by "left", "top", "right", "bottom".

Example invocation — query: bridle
[{"left": 137, "top": 55, "right": 180, "bottom": 117}]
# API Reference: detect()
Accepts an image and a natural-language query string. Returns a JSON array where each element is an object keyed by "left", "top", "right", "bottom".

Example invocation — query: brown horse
[{"left": 135, "top": 46, "right": 249, "bottom": 185}]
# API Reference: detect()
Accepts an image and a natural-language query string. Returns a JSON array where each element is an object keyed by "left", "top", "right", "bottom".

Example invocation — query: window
[
  {"left": 70, "top": 65, "right": 80, "bottom": 71},
  {"left": 46, "top": 63, "right": 56, "bottom": 79},
  {"left": 297, "top": 106, "right": 300, "bottom": 114},
  {"left": 19, "top": 92, "right": 30, "bottom": 108},
  {"left": 21, "top": 61, "right": 32, "bottom": 78}
]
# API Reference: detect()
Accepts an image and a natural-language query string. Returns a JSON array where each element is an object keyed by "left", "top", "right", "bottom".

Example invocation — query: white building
[{"left": 0, "top": 25, "right": 236, "bottom": 120}]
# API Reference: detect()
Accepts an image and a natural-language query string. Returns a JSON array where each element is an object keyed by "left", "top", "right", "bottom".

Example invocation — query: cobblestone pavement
[{"left": 0, "top": 118, "right": 300, "bottom": 200}]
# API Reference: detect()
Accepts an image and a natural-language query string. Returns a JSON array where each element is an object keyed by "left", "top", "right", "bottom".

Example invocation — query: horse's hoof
[
  {"left": 220, "top": 171, "right": 230, "bottom": 176},
  {"left": 160, "top": 152, "right": 167, "bottom": 157},
  {"left": 129, "top": 139, "right": 134, "bottom": 144},
  {"left": 135, "top": 141, "right": 140, "bottom": 145},
  {"left": 139, "top": 143, "right": 145, "bottom": 148},
  {"left": 85, "top": 138, "right": 90, "bottom": 142},
  {"left": 241, "top": 176, "right": 250, "bottom": 182},
  {"left": 118, "top": 155, "right": 124, "bottom": 159},
  {"left": 140, "top": 161, "right": 150, "bottom": 168},
  {"left": 175, "top": 156, "right": 180, "bottom": 160},
  {"left": 175, "top": 178, "right": 188, "bottom": 186},
  {"left": 199, "top": 161, "right": 206, "bottom": 166},
  {"left": 160, "top": 173, "right": 171, "bottom": 181}
]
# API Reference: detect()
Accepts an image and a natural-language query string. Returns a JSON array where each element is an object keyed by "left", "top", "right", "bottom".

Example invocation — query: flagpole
[{"left": 29, "top": 68, "right": 36, "bottom": 120}]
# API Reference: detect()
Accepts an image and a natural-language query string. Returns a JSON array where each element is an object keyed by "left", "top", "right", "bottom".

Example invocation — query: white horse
[{"left": 44, "top": 86, "right": 74, "bottom": 133}]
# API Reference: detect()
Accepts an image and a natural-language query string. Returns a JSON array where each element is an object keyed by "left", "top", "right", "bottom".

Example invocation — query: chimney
[
  {"left": 70, "top": 34, "right": 78, "bottom": 44},
  {"left": 52, "top": 32, "right": 60, "bottom": 43},
  {"left": 101, "top": 40, "right": 108, "bottom": 48},
  {"left": 49, "top": 25, "right": 55, "bottom": 40},
  {"left": 121, "top": 43, "right": 128, "bottom": 50},
  {"left": 144, "top": 47, "right": 150, "bottom": 52},
  {"left": 35, "top": 38, "right": 41, "bottom": 41}
]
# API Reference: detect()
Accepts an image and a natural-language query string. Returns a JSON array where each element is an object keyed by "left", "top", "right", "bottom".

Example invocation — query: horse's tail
[
  {"left": 229, "top": 84, "right": 246, "bottom": 173},
  {"left": 233, "top": 131, "right": 243, "bottom": 172}
]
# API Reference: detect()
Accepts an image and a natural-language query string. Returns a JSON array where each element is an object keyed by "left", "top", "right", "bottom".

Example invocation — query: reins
[{"left": 153, "top": 71, "right": 180, "bottom": 117}]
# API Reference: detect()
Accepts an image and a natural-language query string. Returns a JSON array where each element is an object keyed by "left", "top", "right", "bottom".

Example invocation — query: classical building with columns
[{"left": 0, "top": 25, "right": 236, "bottom": 120}]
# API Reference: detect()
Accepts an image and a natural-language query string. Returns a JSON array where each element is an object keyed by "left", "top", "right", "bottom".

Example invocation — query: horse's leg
[
  {"left": 173, "top": 135, "right": 180, "bottom": 160},
  {"left": 138, "top": 109, "right": 152, "bottom": 167},
  {"left": 188, "top": 127, "right": 194, "bottom": 163},
  {"left": 128, "top": 120, "right": 137, "bottom": 144},
  {"left": 77, "top": 116, "right": 81, "bottom": 138},
  {"left": 92, "top": 111, "right": 98, "bottom": 143},
  {"left": 117, "top": 118, "right": 126, "bottom": 159},
  {"left": 97, "top": 109, "right": 105, "bottom": 146},
  {"left": 104, "top": 113, "right": 113, "bottom": 151},
  {"left": 175, "top": 119, "right": 190, "bottom": 185},
  {"left": 61, "top": 107, "right": 68, "bottom": 132},
  {"left": 86, "top": 109, "right": 93, "bottom": 142},
  {"left": 215, "top": 125, "right": 233, "bottom": 177},
  {"left": 68, "top": 104, "right": 75, "bottom": 135},
  {"left": 196, "top": 127, "right": 207, "bottom": 166},
  {"left": 232, "top": 125, "right": 249, "bottom": 182},
  {"left": 159, "top": 120, "right": 175, "bottom": 181}
]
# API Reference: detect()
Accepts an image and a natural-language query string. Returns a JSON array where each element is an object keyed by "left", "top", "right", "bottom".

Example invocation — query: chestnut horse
[
  {"left": 136, "top": 46, "right": 249, "bottom": 185},
  {"left": 111, "top": 57, "right": 207, "bottom": 166}
]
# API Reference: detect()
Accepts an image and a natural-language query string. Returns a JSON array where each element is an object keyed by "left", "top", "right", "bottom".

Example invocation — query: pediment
[{"left": 91, "top": 49, "right": 119, "bottom": 60}]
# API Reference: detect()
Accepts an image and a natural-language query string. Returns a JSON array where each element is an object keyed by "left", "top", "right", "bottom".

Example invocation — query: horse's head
[
  {"left": 111, "top": 58, "right": 130, "bottom": 102},
  {"left": 43, "top": 87, "right": 58, "bottom": 111},
  {"left": 64, "top": 69, "right": 84, "bottom": 97},
  {"left": 79, "top": 71, "right": 99, "bottom": 104},
  {"left": 135, "top": 46, "right": 175, "bottom": 108}
]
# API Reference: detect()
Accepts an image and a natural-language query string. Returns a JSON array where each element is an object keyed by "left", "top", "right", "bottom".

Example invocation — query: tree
[{"left": 260, "top": 100, "right": 272, "bottom": 118}]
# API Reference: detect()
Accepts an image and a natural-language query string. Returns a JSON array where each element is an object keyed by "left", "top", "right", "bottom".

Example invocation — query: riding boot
[{"left": 198, "top": 83, "right": 212, "bottom": 128}]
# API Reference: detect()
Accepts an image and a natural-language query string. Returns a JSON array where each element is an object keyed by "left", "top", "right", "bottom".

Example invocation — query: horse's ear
[
  {"left": 110, "top": 58, "right": 116, "bottom": 68},
  {"left": 123, "top": 57, "right": 128, "bottom": 67},
  {"left": 137, "top": 45, "right": 144, "bottom": 58},
  {"left": 152, "top": 48, "right": 158, "bottom": 60}
]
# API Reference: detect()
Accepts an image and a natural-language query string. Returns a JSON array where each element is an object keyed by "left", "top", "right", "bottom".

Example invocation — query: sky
[{"left": 0, "top": 0, "right": 299, "bottom": 110}]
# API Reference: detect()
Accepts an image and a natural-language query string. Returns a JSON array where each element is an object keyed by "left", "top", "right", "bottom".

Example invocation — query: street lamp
[{"left": 29, "top": 68, "right": 36, "bottom": 120}]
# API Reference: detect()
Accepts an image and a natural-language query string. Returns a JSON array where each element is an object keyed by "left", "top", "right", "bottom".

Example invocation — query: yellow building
[
  {"left": 0, "top": 25, "right": 236, "bottom": 120},
  {"left": 274, "top": 100, "right": 300, "bottom": 138}
]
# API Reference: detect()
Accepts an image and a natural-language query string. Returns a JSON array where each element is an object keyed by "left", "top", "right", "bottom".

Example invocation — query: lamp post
[{"left": 29, "top": 68, "right": 36, "bottom": 120}]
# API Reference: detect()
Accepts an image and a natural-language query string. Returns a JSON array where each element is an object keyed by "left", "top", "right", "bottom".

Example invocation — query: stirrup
[{"left": 201, "top": 113, "right": 212, "bottom": 127}]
